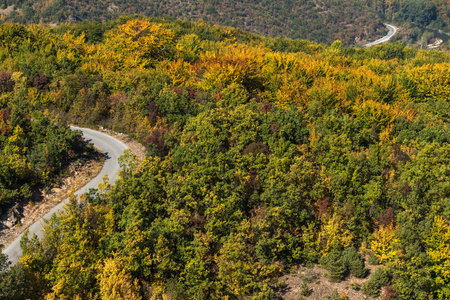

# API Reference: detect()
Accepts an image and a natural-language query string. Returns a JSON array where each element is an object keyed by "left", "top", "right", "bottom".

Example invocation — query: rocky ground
[{"left": 278, "top": 263, "right": 382, "bottom": 300}]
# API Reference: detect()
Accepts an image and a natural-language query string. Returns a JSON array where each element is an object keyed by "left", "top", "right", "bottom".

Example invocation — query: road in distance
[{"left": 364, "top": 23, "right": 397, "bottom": 47}]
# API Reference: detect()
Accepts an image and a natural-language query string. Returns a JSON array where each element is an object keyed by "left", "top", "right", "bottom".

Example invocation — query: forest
[
  {"left": 0, "top": 0, "right": 388, "bottom": 46},
  {"left": 1, "top": 0, "right": 450, "bottom": 48},
  {"left": 0, "top": 16, "right": 449, "bottom": 299},
  {"left": 0, "top": 68, "right": 87, "bottom": 216}
]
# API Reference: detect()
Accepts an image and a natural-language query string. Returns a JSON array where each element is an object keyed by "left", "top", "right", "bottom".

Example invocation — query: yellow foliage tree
[
  {"left": 353, "top": 99, "right": 404, "bottom": 128},
  {"left": 2, "top": 125, "right": 30, "bottom": 180},
  {"left": 197, "top": 44, "right": 265, "bottom": 92},
  {"left": 160, "top": 59, "right": 193, "bottom": 87},
  {"left": 103, "top": 19, "right": 175, "bottom": 69},
  {"left": 371, "top": 223, "right": 400, "bottom": 262},
  {"left": 57, "top": 31, "right": 87, "bottom": 65},
  {"left": 408, "top": 63, "right": 450, "bottom": 100},
  {"left": 425, "top": 216, "right": 450, "bottom": 299},
  {"left": 98, "top": 258, "right": 142, "bottom": 300},
  {"left": 175, "top": 33, "right": 202, "bottom": 61},
  {"left": 214, "top": 220, "right": 282, "bottom": 298},
  {"left": 318, "top": 212, "right": 354, "bottom": 254}
]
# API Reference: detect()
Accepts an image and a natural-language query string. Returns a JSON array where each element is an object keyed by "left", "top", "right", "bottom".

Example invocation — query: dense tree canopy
[
  {"left": 0, "top": 0, "right": 388, "bottom": 46},
  {"left": 0, "top": 17, "right": 449, "bottom": 299},
  {"left": 1, "top": 0, "right": 450, "bottom": 49},
  {"left": 0, "top": 67, "right": 85, "bottom": 215}
]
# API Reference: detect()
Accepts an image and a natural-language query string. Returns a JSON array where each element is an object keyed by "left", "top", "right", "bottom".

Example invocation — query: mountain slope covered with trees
[
  {"left": 0, "top": 16, "right": 449, "bottom": 299},
  {"left": 0, "top": 0, "right": 387, "bottom": 45},
  {"left": 0, "top": 36, "right": 91, "bottom": 216},
  {"left": 2, "top": 0, "right": 450, "bottom": 47}
]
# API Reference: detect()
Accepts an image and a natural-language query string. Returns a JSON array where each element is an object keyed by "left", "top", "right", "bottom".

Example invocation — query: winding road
[
  {"left": 364, "top": 23, "right": 397, "bottom": 47},
  {"left": 2, "top": 126, "right": 128, "bottom": 265}
]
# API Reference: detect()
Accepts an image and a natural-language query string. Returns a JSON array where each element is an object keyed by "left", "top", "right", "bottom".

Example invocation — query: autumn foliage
[{"left": 0, "top": 17, "right": 449, "bottom": 299}]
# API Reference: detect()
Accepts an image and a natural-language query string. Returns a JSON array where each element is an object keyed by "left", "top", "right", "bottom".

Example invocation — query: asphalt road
[
  {"left": 2, "top": 126, "right": 128, "bottom": 265},
  {"left": 364, "top": 23, "right": 397, "bottom": 47}
]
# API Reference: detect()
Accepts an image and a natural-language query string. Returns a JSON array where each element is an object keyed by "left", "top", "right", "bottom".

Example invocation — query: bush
[
  {"left": 367, "top": 253, "right": 380, "bottom": 265},
  {"left": 0, "top": 250, "right": 10, "bottom": 272},
  {"left": 300, "top": 269, "right": 318, "bottom": 283},
  {"left": 0, "top": 263, "right": 29, "bottom": 299},
  {"left": 326, "top": 289, "right": 348, "bottom": 300},
  {"left": 341, "top": 247, "right": 368, "bottom": 278},
  {"left": 319, "top": 250, "right": 345, "bottom": 282},
  {"left": 362, "top": 267, "right": 391, "bottom": 297},
  {"left": 0, "top": 71, "right": 14, "bottom": 93},
  {"left": 320, "top": 247, "right": 368, "bottom": 282},
  {"left": 300, "top": 283, "right": 311, "bottom": 296}
]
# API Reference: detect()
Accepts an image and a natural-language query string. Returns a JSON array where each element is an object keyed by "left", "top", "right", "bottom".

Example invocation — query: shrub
[
  {"left": 300, "top": 283, "right": 311, "bottom": 296},
  {"left": 300, "top": 269, "right": 318, "bottom": 283},
  {"left": 30, "top": 73, "right": 49, "bottom": 90},
  {"left": 367, "top": 253, "right": 380, "bottom": 265},
  {"left": 319, "top": 250, "right": 345, "bottom": 282},
  {"left": 320, "top": 247, "right": 368, "bottom": 282},
  {"left": 362, "top": 267, "right": 391, "bottom": 297},
  {"left": 0, "top": 71, "right": 14, "bottom": 93},
  {"left": 146, "top": 128, "right": 168, "bottom": 158},
  {"left": 341, "top": 247, "right": 368, "bottom": 278}
]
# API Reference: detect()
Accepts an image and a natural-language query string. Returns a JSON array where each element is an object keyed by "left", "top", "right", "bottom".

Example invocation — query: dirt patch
[
  {"left": 0, "top": 152, "right": 104, "bottom": 248},
  {"left": 277, "top": 263, "right": 382, "bottom": 300},
  {"left": 0, "top": 5, "right": 15, "bottom": 15}
]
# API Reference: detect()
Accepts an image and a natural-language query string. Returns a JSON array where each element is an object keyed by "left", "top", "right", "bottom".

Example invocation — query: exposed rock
[
  {"left": 1, "top": 203, "right": 23, "bottom": 229},
  {"left": 107, "top": 4, "right": 119, "bottom": 12},
  {"left": 0, "top": 5, "right": 15, "bottom": 16}
]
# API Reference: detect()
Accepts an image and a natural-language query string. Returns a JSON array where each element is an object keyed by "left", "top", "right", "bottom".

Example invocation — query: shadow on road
[{"left": 104, "top": 152, "right": 111, "bottom": 160}]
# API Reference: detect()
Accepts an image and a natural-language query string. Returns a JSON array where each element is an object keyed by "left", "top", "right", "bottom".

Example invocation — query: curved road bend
[
  {"left": 2, "top": 126, "right": 129, "bottom": 265},
  {"left": 364, "top": 23, "right": 397, "bottom": 47}
]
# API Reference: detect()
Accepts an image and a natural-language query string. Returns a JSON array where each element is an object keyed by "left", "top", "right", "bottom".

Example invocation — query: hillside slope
[
  {"left": 0, "top": 0, "right": 386, "bottom": 45},
  {"left": 0, "top": 18, "right": 450, "bottom": 299}
]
